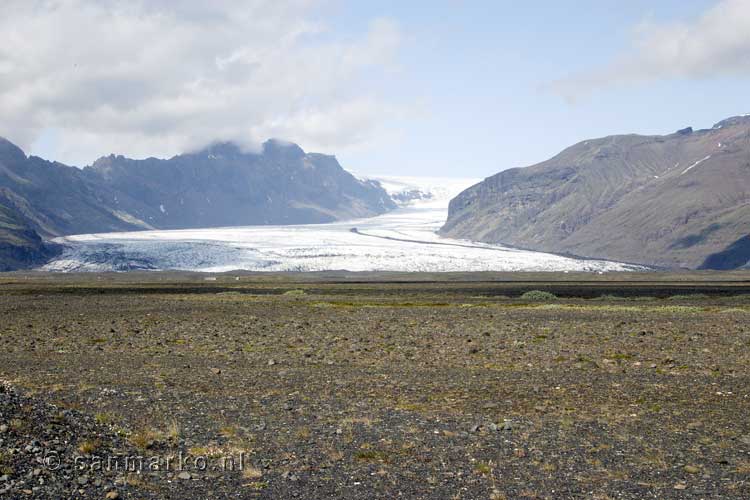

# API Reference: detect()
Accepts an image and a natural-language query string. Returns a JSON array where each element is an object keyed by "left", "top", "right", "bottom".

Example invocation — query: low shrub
[{"left": 520, "top": 290, "right": 557, "bottom": 301}]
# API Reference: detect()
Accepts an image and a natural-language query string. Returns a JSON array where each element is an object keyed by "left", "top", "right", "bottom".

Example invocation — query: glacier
[{"left": 43, "top": 176, "right": 645, "bottom": 273}]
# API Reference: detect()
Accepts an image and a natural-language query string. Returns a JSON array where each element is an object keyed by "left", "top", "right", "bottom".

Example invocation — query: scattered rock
[
  {"left": 210, "top": 367, "right": 222, "bottom": 375},
  {"left": 177, "top": 471, "right": 192, "bottom": 480},
  {"left": 686, "top": 421, "right": 702, "bottom": 431},
  {"left": 684, "top": 465, "right": 700, "bottom": 474},
  {"left": 282, "top": 471, "right": 299, "bottom": 481},
  {"left": 0, "top": 383, "right": 175, "bottom": 498},
  {"left": 105, "top": 492, "right": 120, "bottom": 499}
]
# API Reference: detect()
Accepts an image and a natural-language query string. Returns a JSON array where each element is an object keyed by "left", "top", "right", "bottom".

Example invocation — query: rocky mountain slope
[
  {"left": 0, "top": 202, "right": 61, "bottom": 271},
  {"left": 441, "top": 115, "right": 750, "bottom": 269},
  {"left": 0, "top": 137, "right": 394, "bottom": 270}
]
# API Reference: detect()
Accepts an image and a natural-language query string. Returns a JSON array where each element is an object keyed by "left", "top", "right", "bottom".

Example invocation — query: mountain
[
  {"left": 0, "top": 201, "right": 60, "bottom": 271},
  {"left": 0, "top": 137, "right": 395, "bottom": 270},
  {"left": 83, "top": 140, "right": 394, "bottom": 229},
  {"left": 441, "top": 115, "right": 750, "bottom": 269}
]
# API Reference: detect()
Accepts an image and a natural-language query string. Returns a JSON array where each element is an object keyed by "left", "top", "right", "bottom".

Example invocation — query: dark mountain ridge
[
  {"left": 0, "top": 137, "right": 395, "bottom": 270},
  {"left": 441, "top": 115, "right": 750, "bottom": 269}
]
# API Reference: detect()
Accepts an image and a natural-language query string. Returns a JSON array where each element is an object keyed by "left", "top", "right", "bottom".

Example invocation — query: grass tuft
[
  {"left": 77, "top": 439, "right": 101, "bottom": 455},
  {"left": 129, "top": 428, "right": 164, "bottom": 450}
]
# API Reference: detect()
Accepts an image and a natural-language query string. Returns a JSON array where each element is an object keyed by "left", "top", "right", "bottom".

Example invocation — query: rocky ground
[{"left": 1, "top": 272, "right": 750, "bottom": 498}]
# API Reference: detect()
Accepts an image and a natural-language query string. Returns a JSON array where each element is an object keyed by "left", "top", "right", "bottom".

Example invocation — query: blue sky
[
  {"left": 4, "top": 0, "right": 748, "bottom": 178},
  {"left": 327, "top": 0, "right": 746, "bottom": 178}
]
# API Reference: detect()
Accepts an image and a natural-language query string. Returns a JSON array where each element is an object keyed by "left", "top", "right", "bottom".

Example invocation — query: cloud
[
  {"left": 0, "top": 0, "right": 402, "bottom": 164},
  {"left": 552, "top": 0, "right": 750, "bottom": 100}
]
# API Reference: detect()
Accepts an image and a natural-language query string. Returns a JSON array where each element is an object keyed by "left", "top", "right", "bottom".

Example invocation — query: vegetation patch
[
  {"left": 668, "top": 294, "right": 709, "bottom": 301},
  {"left": 2, "top": 273, "right": 750, "bottom": 498},
  {"left": 520, "top": 290, "right": 558, "bottom": 301}
]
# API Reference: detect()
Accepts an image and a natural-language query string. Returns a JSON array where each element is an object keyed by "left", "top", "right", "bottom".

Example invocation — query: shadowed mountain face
[
  {"left": 0, "top": 202, "right": 61, "bottom": 271},
  {"left": 441, "top": 115, "right": 750, "bottom": 269},
  {"left": 0, "top": 138, "right": 394, "bottom": 270},
  {"left": 84, "top": 140, "right": 394, "bottom": 229}
]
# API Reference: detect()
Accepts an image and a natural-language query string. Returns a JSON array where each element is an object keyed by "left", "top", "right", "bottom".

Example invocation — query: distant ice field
[{"left": 44, "top": 176, "right": 645, "bottom": 273}]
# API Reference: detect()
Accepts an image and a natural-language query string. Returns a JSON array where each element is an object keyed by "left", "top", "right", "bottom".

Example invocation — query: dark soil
[{"left": 1, "top": 272, "right": 750, "bottom": 498}]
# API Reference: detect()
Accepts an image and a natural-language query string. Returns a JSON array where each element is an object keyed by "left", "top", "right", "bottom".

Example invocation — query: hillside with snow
[{"left": 441, "top": 115, "right": 750, "bottom": 269}]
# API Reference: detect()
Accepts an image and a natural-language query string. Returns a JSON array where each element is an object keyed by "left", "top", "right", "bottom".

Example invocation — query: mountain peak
[
  {"left": 0, "top": 136, "right": 27, "bottom": 164},
  {"left": 712, "top": 114, "right": 750, "bottom": 130},
  {"left": 192, "top": 139, "right": 306, "bottom": 161},
  {"left": 197, "top": 141, "right": 245, "bottom": 159},
  {"left": 262, "top": 139, "right": 306, "bottom": 160},
  {"left": 442, "top": 114, "right": 750, "bottom": 270},
  {"left": 89, "top": 153, "right": 127, "bottom": 171}
]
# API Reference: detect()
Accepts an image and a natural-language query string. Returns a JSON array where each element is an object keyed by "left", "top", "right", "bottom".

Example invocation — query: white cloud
[
  {"left": 0, "top": 0, "right": 403, "bottom": 164},
  {"left": 552, "top": 0, "right": 750, "bottom": 100}
]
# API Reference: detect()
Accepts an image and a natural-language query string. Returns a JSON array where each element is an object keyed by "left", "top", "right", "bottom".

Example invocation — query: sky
[{"left": 1, "top": 0, "right": 749, "bottom": 178}]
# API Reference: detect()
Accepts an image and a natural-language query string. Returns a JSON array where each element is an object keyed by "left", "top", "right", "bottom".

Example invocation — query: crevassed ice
[{"left": 44, "top": 176, "right": 645, "bottom": 273}]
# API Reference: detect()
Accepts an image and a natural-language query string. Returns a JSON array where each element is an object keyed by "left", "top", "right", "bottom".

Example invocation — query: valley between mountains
[{"left": 2, "top": 114, "right": 750, "bottom": 272}]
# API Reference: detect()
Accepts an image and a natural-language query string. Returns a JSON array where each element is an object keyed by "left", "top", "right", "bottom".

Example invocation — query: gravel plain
[{"left": 1, "top": 272, "right": 750, "bottom": 498}]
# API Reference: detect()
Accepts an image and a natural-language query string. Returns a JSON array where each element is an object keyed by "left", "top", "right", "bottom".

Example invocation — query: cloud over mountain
[{"left": 0, "top": 0, "right": 401, "bottom": 164}]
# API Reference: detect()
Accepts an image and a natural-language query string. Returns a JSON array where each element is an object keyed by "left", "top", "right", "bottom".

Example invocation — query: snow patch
[
  {"left": 681, "top": 156, "right": 711, "bottom": 175},
  {"left": 356, "top": 174, "right": 477, "bottom": 209}
]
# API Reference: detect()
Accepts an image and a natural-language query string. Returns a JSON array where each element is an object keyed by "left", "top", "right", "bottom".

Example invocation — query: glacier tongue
[{"left": 44, "top": 176, "right": 644, "bottom": 273}]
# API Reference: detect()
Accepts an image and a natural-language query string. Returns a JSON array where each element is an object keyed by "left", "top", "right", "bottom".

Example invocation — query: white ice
[{"left": 44, "top": 176, "right": 645, "bottom": 273}]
